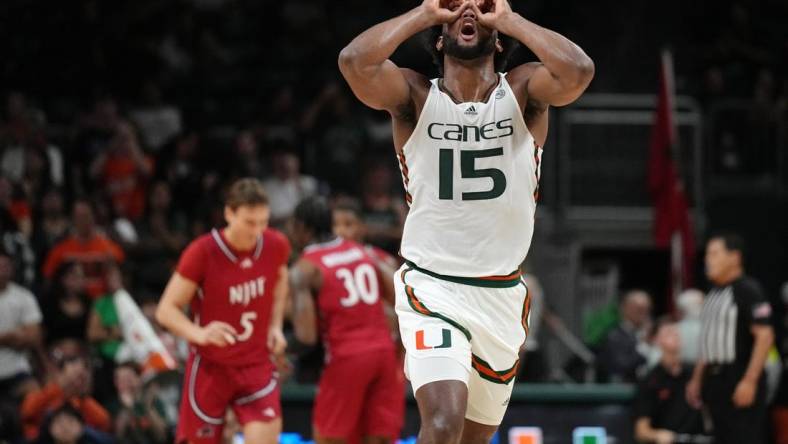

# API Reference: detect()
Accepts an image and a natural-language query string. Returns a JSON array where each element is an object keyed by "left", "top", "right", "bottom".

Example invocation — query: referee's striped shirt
[
  {"left": 700, "top": 286, "right": 737, "bottom": 364},
  {"left": 699, "top": 277, "right": 772, "bottom": 366}
]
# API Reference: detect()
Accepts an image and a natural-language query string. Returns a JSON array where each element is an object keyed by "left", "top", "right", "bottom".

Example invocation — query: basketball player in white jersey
[{"left": 339, "top": 0, "right": 593, "bottom": 443}]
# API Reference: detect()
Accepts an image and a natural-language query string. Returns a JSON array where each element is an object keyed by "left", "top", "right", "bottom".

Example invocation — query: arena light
[
  {"left": 508, "top": 427, "right": 543, "bottom": 444},
  {"left": 572, "top": 427, "right": 607, "bottom": 444}
]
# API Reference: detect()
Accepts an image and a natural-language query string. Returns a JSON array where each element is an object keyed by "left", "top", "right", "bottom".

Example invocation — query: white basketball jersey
[{"left": 397, "top": 73, "right": 542, "bottom": 277}]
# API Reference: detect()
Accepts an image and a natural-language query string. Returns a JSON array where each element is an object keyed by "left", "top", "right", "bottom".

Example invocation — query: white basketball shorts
[{"left": 394, "top": 261, "right": 531, "bottom": 425}]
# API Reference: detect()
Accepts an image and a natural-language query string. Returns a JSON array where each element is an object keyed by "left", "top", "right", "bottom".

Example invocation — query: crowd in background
[{"left": 1, "top": 0, "right": 787, "bottom": 443}]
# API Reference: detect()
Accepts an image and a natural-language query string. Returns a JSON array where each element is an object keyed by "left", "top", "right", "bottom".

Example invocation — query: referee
[{"left": 686, "top": 233, "right": 775, "bottom": 444}]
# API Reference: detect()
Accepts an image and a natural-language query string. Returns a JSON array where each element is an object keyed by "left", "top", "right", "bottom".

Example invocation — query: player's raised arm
[
  {"left": 338, "top": 0, "right": 469, "bottom": 112},
  {"left": 289, "top": 260, "right": 322, "bottom": 346},
  {"left": 156, "top": 273, "right": 237, "bottom": 347},
  {"left": 471, "top": 0, "right": 594, "bottom": 107}
]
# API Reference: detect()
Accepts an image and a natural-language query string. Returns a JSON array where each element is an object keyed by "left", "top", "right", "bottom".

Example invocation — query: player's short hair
[
  {"left": 225, "top": 178, "right": 269, "bottom": 210},
  {"left": 116, "top": 361, "right": 141, "bottom": 374},
  {"left": 294, "top": 196, "right": 332, "bottom": 237},
  {"left": 333, "top": 198, "right": 364, "bottom": 219},
  {"left": 423, "top": 11, "right": 519, "bottom": 75},
  {"left": 709, "top": 232, "right": 745, "bottom": 257}
]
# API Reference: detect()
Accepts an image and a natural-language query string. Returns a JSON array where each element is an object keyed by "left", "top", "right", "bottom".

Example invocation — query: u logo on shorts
[{"left": 415, "top": 328, "right": 452, "bottom": 350}]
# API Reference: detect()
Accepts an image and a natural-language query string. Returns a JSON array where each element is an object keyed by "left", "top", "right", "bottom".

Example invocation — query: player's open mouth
[{"left": 460, "top": 22, "right": 476, "bottom": 41}]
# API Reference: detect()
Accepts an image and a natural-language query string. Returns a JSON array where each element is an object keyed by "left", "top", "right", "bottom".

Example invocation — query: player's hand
[
  {"left": 685, "top": 376, "right": 702, "bottom": 408},
  {"left": 267, "top": 327, "right": 287, "bottom": 356},
  {"left": 653, "top": 429, "right": 675, "bottom": 444},
  {"left": 469, "top": 0, "right": 514, "bottom": 30},
  {"left": 732, "top": 378, "right": 756, "bottom": 407},
  {"left": 197, "top": 321, "right": 237, "bottom": 347},
  {"left": 421, "top": 0, "right": 471, "bottom": 26},
  {"left": 273, "top": 353, "right": 294, "bottom": 383}
]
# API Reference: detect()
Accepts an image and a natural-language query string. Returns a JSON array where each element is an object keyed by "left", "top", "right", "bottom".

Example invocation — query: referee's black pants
[{"left": 702, "top": 363, "right": 768, "bottom": 444}]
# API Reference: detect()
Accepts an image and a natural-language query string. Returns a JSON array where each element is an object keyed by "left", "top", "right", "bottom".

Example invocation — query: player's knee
[
  {"left": 420, "top": 411, "right": 464, "bottom": 444},
  {"left": 459, "top": 428, "right": 498, "bottom": 444}
]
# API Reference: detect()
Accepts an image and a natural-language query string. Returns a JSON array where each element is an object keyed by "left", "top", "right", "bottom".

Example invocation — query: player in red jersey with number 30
[
  {"left": 156, "top": 178, "right": 291, "bottom": 444},
  {"left": 290, "top": 197, "right": 404, "bottom": 444}
]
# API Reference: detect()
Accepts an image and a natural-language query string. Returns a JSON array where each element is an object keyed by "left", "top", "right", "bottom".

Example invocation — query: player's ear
[
  {"left": 436, "top": 36, "right": 444, "bottom": 52},
  {"left": 224, "top": 206, "right": 235, "bottom": 224},
  {"left": 495, "top": 37, "right": 503, "bottom": 53}
]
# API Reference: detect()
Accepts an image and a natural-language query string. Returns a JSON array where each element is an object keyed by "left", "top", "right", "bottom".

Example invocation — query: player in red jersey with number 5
[
  {"left": 155, "top": 178, "right": 291, "bottom": 444},
  {"left": 290, "top": 197, "right": 404, "bottom": 444}
]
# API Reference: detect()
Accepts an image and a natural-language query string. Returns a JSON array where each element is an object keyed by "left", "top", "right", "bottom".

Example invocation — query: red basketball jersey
[
  {"left": 302, "top": 238, "right": 394, "bottom": 361},
  {"left": 176, "top": 228, "right": 290, "bottom": 366},
  {"left": 363, "top": 244, "right": 399, "bottom": 269}
]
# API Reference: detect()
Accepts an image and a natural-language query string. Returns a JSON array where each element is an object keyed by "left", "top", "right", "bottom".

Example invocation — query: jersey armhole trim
[
  {"left": 399, "top": 80, "right": 438, "bottom": 156},
  {"left": 502, "top": 73, "right": 537, "bottom": 145}
]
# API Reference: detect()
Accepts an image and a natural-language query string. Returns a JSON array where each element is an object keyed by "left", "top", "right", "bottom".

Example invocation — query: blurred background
[{"left": 0, "top": 0, "right": 786, "bottom": 443}]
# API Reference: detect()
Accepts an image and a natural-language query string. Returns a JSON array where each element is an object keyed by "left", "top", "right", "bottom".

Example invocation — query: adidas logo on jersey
[
  {"left": 464, "top": 105, "right": 477, "bottom": 116},
  {"left": 262, "top": 407, "right": 276, "bottom": 418},
  {"left": 240, "top": 258, "right": 253, "bottom": 269}
]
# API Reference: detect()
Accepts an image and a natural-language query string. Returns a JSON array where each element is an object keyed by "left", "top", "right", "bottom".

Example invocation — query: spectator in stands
[
  {"left": 597, "top": 289, "right": 653, "bottom": 382},
  {"left": 86, "top": 263, "right": 126, "bottom": 401},
  {"left": 21, "top": 339, "right": 110, "bottom": 440},
  {"left": 360, "top": 163, "right": 405, "bottom": 255},
  {"left": 1, "top": 111, "right": 65, "bottom": 200},
  {"left": 635, "top": 319, "right": 707, "bottom": 444},
  {"left": 676, "top": 288, "right": 704, "bottom": 365},
  {"left": 0, "top": 249, "right": 43, "bottom": 400},
  {"left": 0, "top": 180, "right": 36, "bottom": 287},
  {"left": 0, "top": 91, "right": 35, "bottom": 147},
  {"left": 35, "top": 404, "right": 111, "bottom": 444},
  {"left": 42, "top": 199, "right": 125, "bottom": 299},
  {"left": 31, "top": 188, "right": 70, "bottom": 267},
  {"left": 230, "top": 130, "right": 266, "bottom": 179},
  {"left": 89, "top": 121, "right": 154, "bottom": 221},
  {"left": 132, "top": 181, "right": 187, "bottom": 290},
  {"left": 258, "top": 85, "right": 299, "bottom": 144},
  {"left": 111, "top": 362, "right": 168, "bottom": 444},
  {"left": 0, "top": 174, "right": 32, "bottom": 237},
  {"left": 301, "top": 81, "right": 369, "bottom": 193},
  {"left": 156, "top": 130, "right": 203, "bottom": 219},
  {"left": 72, "top": 97, "right": 122, "bottom": 193},
  {"left": 42, "top": 262, "right": 91, "bottom": 346},
  {"left": 128, "top": 82, "right": 182, "bottom": 153},
  {"left": 262, "top": 141, "right": 318, "bottom": 227}
]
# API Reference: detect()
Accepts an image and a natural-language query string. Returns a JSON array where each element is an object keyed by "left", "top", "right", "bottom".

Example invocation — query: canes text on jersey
[{"left": 427, "top": 118, "right": 514, "bottom": 142}]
